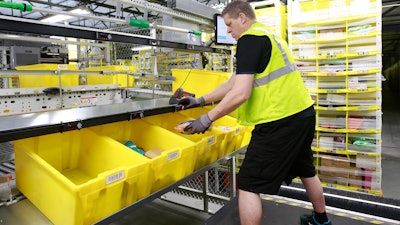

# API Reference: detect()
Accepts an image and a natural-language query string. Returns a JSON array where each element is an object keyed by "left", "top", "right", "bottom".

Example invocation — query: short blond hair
[{"left": 221, "top": 0, "right": 256, "bottom": 20}]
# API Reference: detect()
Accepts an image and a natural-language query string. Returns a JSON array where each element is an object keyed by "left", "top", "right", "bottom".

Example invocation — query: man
[{"left": 179, "top": 1, "right": 331, "bottom": 225}]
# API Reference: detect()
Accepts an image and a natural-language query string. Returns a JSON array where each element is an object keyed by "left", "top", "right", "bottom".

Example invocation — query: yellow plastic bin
[
  {"left": 85, "top": 66, "right": 136, "bottom": 87},
  {"left": 14, "top": 129, "right": 151, "bottom": 225},
  {"left": 142, "top": 112, "right": 226, "bottom": 170},
  {"left": 16, "top": 63, "right": 80, "bottom": 88},
  {"left": 178, "top": 106, "right": 246, "bottom": 157},
  {"left": 172, "top": 69, "right": 231, "bottom": 97},
  {"left": 90, "top": 119, "right": 196, "bottom": 192}
]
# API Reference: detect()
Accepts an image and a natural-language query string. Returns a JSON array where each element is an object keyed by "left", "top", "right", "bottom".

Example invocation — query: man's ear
[{"left": 238, "top": 12, "right": 247, "bottom": 24}]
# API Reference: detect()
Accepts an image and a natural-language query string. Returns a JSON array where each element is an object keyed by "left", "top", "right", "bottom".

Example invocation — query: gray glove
[
  {"left": 185, "top": 113, "right": 213, "bottom": 134},
  {"left": 178, "top": 96, "right": 205, "bottom": 109}
]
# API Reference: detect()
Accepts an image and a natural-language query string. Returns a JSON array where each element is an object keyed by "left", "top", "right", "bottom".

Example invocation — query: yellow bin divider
[
  {"left": 89, "top": 119, "right": 197, "bottom": 192},
  {"left": 16, "top": 63, "right": 80, "bottom": 88},
  {"left": 172, "top": 69, "right": 231, "bottom": 97},
  {"left": 14, "top": 129, "right": 151, "bottom": 225},
  {"left": 142, "top": 112, "right": 226, "bottom": 170},
  {"left": 178, "top": 106, "right": 247, "bottom": 157},
  {"left": 85, "top": 66, "right": 136, "bottom": 87}
]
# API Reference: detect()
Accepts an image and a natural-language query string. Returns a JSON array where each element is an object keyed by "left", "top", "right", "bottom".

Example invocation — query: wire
[{"left": 177, "top": 66, "right": 193, "bottom": 89}]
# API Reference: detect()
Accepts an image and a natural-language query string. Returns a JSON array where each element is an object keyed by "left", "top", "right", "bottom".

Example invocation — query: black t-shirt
[{"left": 236, "top": 34, "right": 272, "bottom": 75}]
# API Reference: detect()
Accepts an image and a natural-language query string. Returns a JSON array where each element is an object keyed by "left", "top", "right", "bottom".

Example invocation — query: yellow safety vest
[{"left": 237, "top": 22, "right": 313, "bottom": 125}]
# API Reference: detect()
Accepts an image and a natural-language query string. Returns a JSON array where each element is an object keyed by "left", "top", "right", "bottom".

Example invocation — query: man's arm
[
  {"left": 202, "top": 73, "right": 236, "bottom": 104},
  {"left": 206, "top": 74, "right": 253, "bottom": 121}
]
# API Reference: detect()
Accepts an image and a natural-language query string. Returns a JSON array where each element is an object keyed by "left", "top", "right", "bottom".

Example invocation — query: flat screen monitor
[{"left": 214, "top": 14, "right": 237, "bottom": 45}]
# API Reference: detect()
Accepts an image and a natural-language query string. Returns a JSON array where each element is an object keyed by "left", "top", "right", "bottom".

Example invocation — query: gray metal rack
[{"left": 0, "top": 98, "right": 178, "bottom": 143}]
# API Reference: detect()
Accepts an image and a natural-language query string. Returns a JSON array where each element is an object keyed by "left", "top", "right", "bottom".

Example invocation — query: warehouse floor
[{"left": 0, "top": 84, "right": 399, "bottom": 225}]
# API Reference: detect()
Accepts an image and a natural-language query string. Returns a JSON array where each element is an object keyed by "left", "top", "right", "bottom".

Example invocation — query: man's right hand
[{"left": 178, "top": 96, "right": 205, "bottom": 109}]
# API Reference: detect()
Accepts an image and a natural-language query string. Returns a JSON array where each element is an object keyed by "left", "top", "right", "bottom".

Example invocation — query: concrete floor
[{"left": 0, "top": 85, "right": 399, "bottom": 225}]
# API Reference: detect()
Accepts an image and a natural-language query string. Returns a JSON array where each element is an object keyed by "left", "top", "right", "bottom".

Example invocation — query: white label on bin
[
  {"left": 106, "top": 171, "right": 125, "bottom": 185},
  {"left": 57, "top": 64, "right": 68, "bottom": 70},
  {"left": 168, "top": 151, "right": 179, "bottom": 161},
  {"left": 207, "top": 136, "right": 215, "bottom": 145}
]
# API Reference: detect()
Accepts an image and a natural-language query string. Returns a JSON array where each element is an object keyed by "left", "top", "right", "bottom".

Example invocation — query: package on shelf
[
  {"left": 348, "top": 91, "right": 381, "bottom": 107},
  {"left": 318, "top": 59, "right": 346, "bottom": 73},
  {"left": 349, "top": 56, "right": 381, "bottom": 71},
  {"left": 348, "top": 110, "right": 381, "bottom": 130},
  {"left": 355, "top": 154, "right": 382, "bottom": 190},
  {"left": 298, "top": 45, "right": 316, "bottom": 58},
  {"left": 292, "top": 30, "right": 316, "bottom": 42},
  {"left": 348, "top": 75, "right": 379, "bottom": 90},
  {"left": 319, "top": 28, "right": 346, "bottom": 40},
  {"left": 318, "top": 154, "right": 350, "bottom": 180},
  {"left": 318, "top": 117, "right": 346, "bottom": 129},
  {"left": 348, "top": 45, "right": 380, "bottom": 54},
  {"left": 348, "top": 134, "right": 381, "bottom": 153},
  {"left": 319, "top": 46, "right": 346, "bottom": 57},
  {"left": 325, "top": 93, "right": 346, "bottom": 105},
  {"left": 318, "top": 135, "right": 346, "bottom": 151},
  {"left": 318, "top": 76, "right": 346, "bottom": 89},
  {"left": 296, "top": 61, "right": 316, "bottom": 72},
  {"left": 302, "top": 77, "right": 317, "bottom": 89},
  {"left": 349, "top": 0, "right": 377, "bottom": 16},
  {"left": 317, "top": 153, "right": 381, "bottom": 190},
  {"left": 348, "top": 167, "right": 363, "bottom": 188}
]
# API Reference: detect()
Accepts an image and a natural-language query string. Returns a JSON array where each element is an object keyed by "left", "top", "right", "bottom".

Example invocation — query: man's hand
[
  {"left": 178, "top": 96, "right": 205, "bottom": 109},
  {"left": 185, "top": 113, "right": 213, "bottom": 134}
]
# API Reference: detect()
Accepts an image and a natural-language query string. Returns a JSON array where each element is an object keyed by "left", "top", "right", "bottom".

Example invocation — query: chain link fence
[{"left": 161, "top": 158, "right": 237, "bottom": 214}]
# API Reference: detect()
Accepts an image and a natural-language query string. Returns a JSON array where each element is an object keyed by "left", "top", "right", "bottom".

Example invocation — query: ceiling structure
[{"left": 0, "top": 0, "right": 399, "bottom": 68}]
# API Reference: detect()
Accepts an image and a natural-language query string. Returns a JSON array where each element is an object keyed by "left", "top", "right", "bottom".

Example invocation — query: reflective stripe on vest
[{"left": 252, "top": 27, "right": 297, "bottom": 88}]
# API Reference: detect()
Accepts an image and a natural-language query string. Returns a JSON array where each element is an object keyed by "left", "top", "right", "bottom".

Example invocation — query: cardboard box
[
  {"left": 349, "top": 168, "right": 363, "bottom": 188},
  {"left": 319, "top": 155, "right": 350, "bottom": 178}
]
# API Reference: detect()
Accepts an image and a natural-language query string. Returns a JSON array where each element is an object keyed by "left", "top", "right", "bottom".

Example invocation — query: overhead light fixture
[
  {"left": 40, "top": 8, "right": 90, "bottom": 23},
  {"left": 131, "top": 46, "right": 153, "bottom": 51}
]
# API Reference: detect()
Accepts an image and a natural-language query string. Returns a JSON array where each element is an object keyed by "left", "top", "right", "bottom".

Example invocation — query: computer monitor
[{"left": 214, "top": 14, "right": 237, "bottom": 46}]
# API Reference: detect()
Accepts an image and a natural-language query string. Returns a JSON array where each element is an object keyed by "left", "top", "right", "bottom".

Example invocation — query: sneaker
[{"left": 300, "top": 213, "right": 332, "bottom": 225}]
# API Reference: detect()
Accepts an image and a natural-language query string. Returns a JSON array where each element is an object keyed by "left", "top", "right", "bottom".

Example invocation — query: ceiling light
[{"left": 40, "top": 8, "right": 90, "bottom": 23}]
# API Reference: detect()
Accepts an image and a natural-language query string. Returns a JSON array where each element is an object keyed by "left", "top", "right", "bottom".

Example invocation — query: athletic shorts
[{"left": 238, "top": 106, "right": 316, "bottom": 195}]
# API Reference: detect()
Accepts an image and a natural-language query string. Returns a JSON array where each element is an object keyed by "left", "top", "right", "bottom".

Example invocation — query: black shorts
[{"left": 238, "top": 106, "right": 316, "bottom": 194}]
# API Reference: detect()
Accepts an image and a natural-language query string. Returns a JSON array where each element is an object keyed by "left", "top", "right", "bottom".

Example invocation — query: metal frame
[
  {"left": 0, "top": 15, "right": 215, "bottom": 53},
  {"left": 0, "top": 98, "right": 178, "bottom": 143}
]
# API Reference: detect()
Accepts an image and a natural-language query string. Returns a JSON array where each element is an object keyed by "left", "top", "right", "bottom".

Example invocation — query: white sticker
[
  {"left": 168, "top": 151, "right": 179, "bottom": 161},
  {"left": 57, "top": 64, "right": 68, "bottom": 70},
  {"left": 106, "top": 171, "right": 125, "bottom": 185},
  {"left": 348, "top": 77, "right": 359, "bottom": 89},
  {"left": 122, "top": 66, "right": 129, "bottom": 70},
  {"left": 80, "top": 96, "right": 97, "bottom": 105}
]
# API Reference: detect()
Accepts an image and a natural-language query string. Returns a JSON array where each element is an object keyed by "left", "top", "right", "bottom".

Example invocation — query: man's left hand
[{"left": 185, "top": 113, "right": 213, "bottom": 134}]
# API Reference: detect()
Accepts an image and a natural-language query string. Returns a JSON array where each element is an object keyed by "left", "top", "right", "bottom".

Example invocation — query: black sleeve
[{"left": 235, "top": 35, "right": 272, "bottom": 75}]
